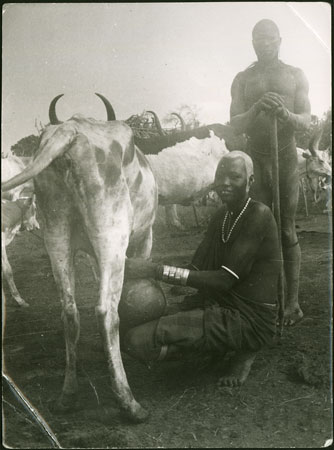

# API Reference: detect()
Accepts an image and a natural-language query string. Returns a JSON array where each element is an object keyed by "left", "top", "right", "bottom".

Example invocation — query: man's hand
[
  {"left": 276, "top": 105, "right": 290, "bottom": 122},
  {"left": 124, "top": 258, "right": 157, "bottom": 279},
  {"left": 254, "top": 92, "right": 285, "bottom": 113},
  {"left": 254, "top": 92, "right": 290, "bottom": 122}
]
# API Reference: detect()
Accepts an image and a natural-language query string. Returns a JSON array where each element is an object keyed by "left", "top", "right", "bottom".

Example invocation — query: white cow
[
  {"left": 141, "top": 121, "right": 331, "bottom": 224},
  {"left": 145, "top": 132, "right": 229, "bottom": 229},
  {"left": 2, "top": 94, "right": 158, "bottom": 423},
  {"left": 116, "top": 108, "right": 246, "bottom": 230},
  {"left": 2, "top": 197, "right": 39, "bottom": 307},
  {"left": 2, "top": 154, "right": 40, "bottom": 306},
  {"left": 2, "top": 154, "right": 35, "bottom": 201},
  {"left": 297, "top": 127, "right": 332, "bottom": 215},
  {"left": 134, "top": 117, "right": 246, "bottom": 229}
]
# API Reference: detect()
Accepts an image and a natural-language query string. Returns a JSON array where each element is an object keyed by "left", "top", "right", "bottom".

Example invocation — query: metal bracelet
[
  {"left": 168, "top": 266, "right": 177, "bottom": 282},
  {"left": 162, "top": 265, "right": 171, "bottom": 282},
  {"left": 161, "top": 265, "right": 190, "bottom": 286},
  {"left": 174, "top": 267, "right": 183, "bottom": 284},
  {"left": 180, "top": 269, "right": 190, "bottom": 286}
]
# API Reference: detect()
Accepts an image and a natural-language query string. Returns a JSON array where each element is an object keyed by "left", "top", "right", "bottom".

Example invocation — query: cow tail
[{"left": 2, "top": 125, "right": 76, "bottom": 192}]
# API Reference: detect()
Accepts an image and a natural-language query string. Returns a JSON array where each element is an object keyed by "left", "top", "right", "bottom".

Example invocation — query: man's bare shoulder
[
  {"left": 279, "top": 61, "right": 307, "bottom": 79},
  {"left": 233, "top": 63, "right": 258, "bottom": 82},
  {"left": 236, "top": 60, "right": 306, "bottom": 82}
]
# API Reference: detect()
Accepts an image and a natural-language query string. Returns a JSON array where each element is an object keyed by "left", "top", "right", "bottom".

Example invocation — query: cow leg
[
  {"left": 127, "top": 227, "right": 153, "bottom": 259},
  {"left": 86, "top": 254, "right": 99, "bottom": 282},
  {"left": 324, "top": 184, "right": 332, "bottom": 213},
  {"left": 165, "top": 204, "right": 185, "bottom": 230},
  {"left": 1, "top": 239, "right": 29, "bottom": 307},
  {"left": 299, "top": 178, "right": 309, "bottom": 217},
  {"left": 44, "top": 228, "right": 79, "bottom": 411},
  {"left": 192, "top": 204, "right": 200, "bottom": 227},
  {"left": 93, "top": 235, "right": 149, "bottom": 423}
]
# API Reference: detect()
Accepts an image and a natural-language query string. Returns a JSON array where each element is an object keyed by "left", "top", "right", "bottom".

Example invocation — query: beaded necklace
[{"left": 221, "top": 197, "right": 251, "bottom": 243}]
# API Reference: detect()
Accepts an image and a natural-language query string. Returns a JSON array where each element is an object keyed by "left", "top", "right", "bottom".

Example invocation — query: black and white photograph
[{"left": 2, "top": 2, "right": 332, "bottom": 448}]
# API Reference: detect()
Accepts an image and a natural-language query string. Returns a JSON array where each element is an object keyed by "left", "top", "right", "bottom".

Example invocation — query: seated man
[{"left": 123, "top": 151, "right": 280, "bottom": 386}]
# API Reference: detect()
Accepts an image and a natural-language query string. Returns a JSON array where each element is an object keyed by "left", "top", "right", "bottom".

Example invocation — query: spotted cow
[{"left": 2, "top": 94, "right": 158, "bottom": 422}]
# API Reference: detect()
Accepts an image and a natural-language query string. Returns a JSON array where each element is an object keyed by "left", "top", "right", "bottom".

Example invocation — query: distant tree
[
  {"left": 11, "top": 134, "right": 40, "bottom": 156},
  {"left": 9, "top": 118, "right": 46, "bottom": 156}
]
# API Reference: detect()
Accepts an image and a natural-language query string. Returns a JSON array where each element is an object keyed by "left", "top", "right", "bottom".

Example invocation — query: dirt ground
[{"left": 2, "top": 196, "right": 333, "bottom": 448}]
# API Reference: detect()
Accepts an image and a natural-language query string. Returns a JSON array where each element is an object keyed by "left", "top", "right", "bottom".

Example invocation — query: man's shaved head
[
  {"left": 252, "top": 19, "right": 281, "bottom": 63},
  {"left": 217, "top": 151, "right": 254, "bottom": 179},
  {"left": 252, "top": 19, "right": 280, "bottom": 38}
]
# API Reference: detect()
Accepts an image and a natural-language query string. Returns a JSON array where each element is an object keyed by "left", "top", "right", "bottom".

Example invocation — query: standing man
[
  {"left": 123, "top": 152, "right": 280, "bottom": 386},
  {"left": 229, "top": 19, "right": 311, "bottom": 325}
]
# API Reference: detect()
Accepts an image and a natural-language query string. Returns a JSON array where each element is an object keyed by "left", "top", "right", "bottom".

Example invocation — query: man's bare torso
[{"left": 236, "top": 60, "right": 302, "bottom": 150}]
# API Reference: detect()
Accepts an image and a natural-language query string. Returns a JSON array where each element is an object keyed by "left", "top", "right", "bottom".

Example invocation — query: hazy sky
[{"left": 2, "top": 2, "right": 331, "bottom": 151}]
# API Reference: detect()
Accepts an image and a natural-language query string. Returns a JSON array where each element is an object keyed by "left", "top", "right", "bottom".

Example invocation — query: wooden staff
[{"left": 269, "top": 114, "right": 285, "bottom": 335}]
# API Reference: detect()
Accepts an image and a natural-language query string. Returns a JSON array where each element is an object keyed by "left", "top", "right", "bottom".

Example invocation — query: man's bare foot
[
  {"left": 281, "top": 305, "right": 304, "bottom": 326},
  {"left": 218, "top": 351, "right": 257, "bottom": 387}
]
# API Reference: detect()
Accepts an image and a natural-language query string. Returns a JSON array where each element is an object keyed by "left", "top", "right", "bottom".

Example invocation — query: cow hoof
[
  {"left": 52, "top": 393, "right": 79, "bottom": 413},
  {"left": 121, "top": 404, "right": 150, "bottom": 423},
  {"left": 15, "top": 299, "right": 29, "bottom": 308}
]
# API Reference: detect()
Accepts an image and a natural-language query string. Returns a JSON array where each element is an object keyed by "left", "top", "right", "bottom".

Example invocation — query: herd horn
[
  {"left": 171, "top": 112, "right": 186, "bottom": 131},
  {"left": 146, "top": 110, "right": 165, "bottom": 136},
  {"left": 49, "top": 94, "right": 64, "bottom": 125},
  {"left": 95, "top": 93, "right": 116, "bottom": 121},
  {"left": 309, "top": 124, "right": 324, "bottom": 156}
]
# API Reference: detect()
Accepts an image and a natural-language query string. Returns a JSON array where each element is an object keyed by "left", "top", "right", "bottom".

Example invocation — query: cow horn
[
  {"left": 95, "top": 93, "right": 116, "bottom": 121},
  {"left": 49, "top": 94, "right": 64, "bottom": 125},
  {"left": 309, "top": 124, "right": 324, "bottom": 156},
  {"left": 171, "top": 112, "right": 186, "bottom": 131},
  {"left": 146, "top": 111, "right": 165, "bottom": 136}
]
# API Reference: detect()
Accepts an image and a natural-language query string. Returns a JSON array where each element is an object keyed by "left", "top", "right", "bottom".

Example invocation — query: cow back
[
  {"left": 38, "top": 116, "right": 158, "bottom": 235},
  {"left": 146, "top": 133, "right": 228, "bottom": 204}
]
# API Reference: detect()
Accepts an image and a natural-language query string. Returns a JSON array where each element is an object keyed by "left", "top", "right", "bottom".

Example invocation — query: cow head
[
  {"left": 13, "top": 195, "right": 40, "bottom": 231},
  {"left": 207, "top": 124, "right": 247, "bottom": 151},
  {"left": 22, "top": 195, "right": 40, "bottom": 231},
  {"left": 23, "top": 190, "right": 40, "bottom": 231},
  {"left": 301, "top": 125, "right": 332, "bottom": 203},
  {"left": 304, "top": 166, "right": 330, "bottom": 203}
]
